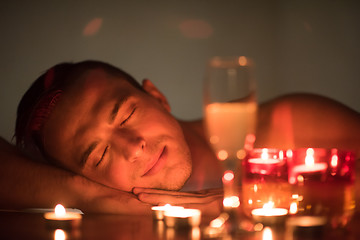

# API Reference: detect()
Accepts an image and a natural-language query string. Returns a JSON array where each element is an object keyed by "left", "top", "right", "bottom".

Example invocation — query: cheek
[
  {"left": 141, "top": 104, "right": 175, "bottom": 125},
  {"left": 104, "top": 161, "right": 134, "bottom": 191},
  {"left": 143, "top": 113, "right": 182, "bottom": 138}
]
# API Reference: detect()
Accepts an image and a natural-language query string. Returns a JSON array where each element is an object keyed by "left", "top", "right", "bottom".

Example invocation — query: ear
[{"left": 142, "top": 79, "right": 171, "bottom": 112}]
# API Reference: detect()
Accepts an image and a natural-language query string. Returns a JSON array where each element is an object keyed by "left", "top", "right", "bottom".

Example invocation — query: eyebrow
[
  {"left": 108, "top": 102, "right": 120, "bottom": 124},
  {"left": 108, "top": 96, "right": 129, "bottom": 124},
  {"left": 80, "top": 95, "right": 130, "bottom": 168}
]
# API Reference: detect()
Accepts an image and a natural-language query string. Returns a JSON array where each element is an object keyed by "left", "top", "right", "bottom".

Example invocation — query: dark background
[{"left": 1, "top": 0, "right": 359, "bottom": 141}]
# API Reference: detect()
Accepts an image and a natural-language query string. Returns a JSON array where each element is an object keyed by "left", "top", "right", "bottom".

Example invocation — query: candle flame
[
  {"left": 331, "top": 154, "right": 338, "bottom": 167},
  {"left": 55, "top": 204, "right": 66, "bottom": 217},
  {"left": 263, "top": 201, "right": 274, "bottom": 210},
  {"left": 279, "top": 150, "right": 284, "bottom": 160},
  {"left": 261, "top": 148, "right": 269, "bottom": 160},
  {"left": 306, "top": 148, "right": 315, "bottom": 155},
  {"left": 305, "top": 148, "right": 315, "bottom": 167},
  {"left": 252, "top": 201, "right": 288, "bottom": 217},
  {"left": 305, "top": 155, "right": 315, "bottom": 167},
  {"left": 152, "top": 204, "right": 184, "bottom": 212}
]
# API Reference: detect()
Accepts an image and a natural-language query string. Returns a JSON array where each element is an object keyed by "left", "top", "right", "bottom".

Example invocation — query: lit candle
[
  {"left": 151, "top": 204, "right": 184, "bottom": 220},
  {"left": 249, "top": 148, "right": 281, "bottom": 164},
  {"left": 164, "top": 208, "right": 201, "bottom": 228},
  {"left": 289, "top": 148, "right": 328, "bottom": 184},
  {"left": 251, "top": 201, "right": 288, "bottom": 225},
  {"left": 247, "top": 148, "right": 283, "bottom": 175},
  {"left": 44, "top": 204, "right": 82, "bottom": 228},
  {"left": 248, "top": 158, "right": 281, "bottom": 164}
]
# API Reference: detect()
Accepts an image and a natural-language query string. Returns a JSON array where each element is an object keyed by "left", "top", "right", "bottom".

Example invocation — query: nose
[{"left": 111, "top": 129, "right": 146, "bottom": 162}]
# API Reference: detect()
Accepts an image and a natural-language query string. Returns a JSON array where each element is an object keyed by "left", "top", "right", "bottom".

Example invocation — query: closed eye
[
  {"left": 120, "top": 107, "right": 136, "bottom": 126},
  {"left": 96, "top": 146, "right": 109, "bottom": 167}
]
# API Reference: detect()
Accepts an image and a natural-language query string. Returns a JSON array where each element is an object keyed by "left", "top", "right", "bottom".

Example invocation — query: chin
[{"left": 159, "top": 164, "right": 192, "bottom": 191}]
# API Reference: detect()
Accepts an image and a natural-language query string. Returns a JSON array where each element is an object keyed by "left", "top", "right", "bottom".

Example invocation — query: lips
[{"left": 142, "top": 146, "right": 167, "bottom": 177}]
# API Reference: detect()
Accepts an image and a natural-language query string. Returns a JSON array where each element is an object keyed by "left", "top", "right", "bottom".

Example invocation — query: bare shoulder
[
  {"left": 256, "top": 93, "right": 360, "bottom": 155},
  {"left": 260, "top": 93, "right": 359, "bottom": 116}
]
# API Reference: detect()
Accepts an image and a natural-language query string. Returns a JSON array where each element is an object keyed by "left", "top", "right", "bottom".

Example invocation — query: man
[{"left": 1, "top": 60, "right": 359, "bottom": 214}]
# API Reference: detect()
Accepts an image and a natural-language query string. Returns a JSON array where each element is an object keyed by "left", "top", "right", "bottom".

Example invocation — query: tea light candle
[
  {"left": 44, "top": 204, "right": 82, "bottom": 228},
  {"left": 291, "top": 163, "right": 328, "bottom": 185},
  {"left": 292, "top": 163, "right": 327, "bottom": 174},
  {"left": 151, "top": 204, "right": 184, "bottom": 220},
  {"left": 291, "top": 152, "right": 327, "bottom": 180},
  {"left": 249, "top": 148, "right": 281, "bottom": 164},
  {"left": 247, "top": 148, "right": 283, "bottom": 175},
  {"left": 164, "top": 208, "right": 201, "bottom": 228},
  {"left": 251, "top": 201, "right": 288, "bottom": 225},
  {"left": 248, "top": 158, "right": 280, "bottom": 165}
]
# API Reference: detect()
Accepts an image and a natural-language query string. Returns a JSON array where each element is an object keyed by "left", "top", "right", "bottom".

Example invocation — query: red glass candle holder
[
  {"left": 286, "top": 148, "right": 356, "bottom": 228},
  {"left": 242, "top": 148, "right": 291, "bottom": 223}
]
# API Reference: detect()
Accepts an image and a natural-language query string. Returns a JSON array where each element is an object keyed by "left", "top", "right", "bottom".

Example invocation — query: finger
[
  {"left": 138, "top": 190, "right": 220, "bottom": 198},
  {"left": 133, "top": 187, "right": 180, "bottom": 195},
  {"left": 198, "top": 188, "right": 224, "bottom": 195},
  {"left": 137, "top": 192, "right": 222, "bottom": 205},
  {"left": 133, "top": 187, "right": 223, "bottom": 197}
]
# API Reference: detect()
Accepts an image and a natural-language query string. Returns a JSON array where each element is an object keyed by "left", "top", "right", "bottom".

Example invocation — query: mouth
[{"left": 142, "top": 146, "right": 167, "bottom": 177}]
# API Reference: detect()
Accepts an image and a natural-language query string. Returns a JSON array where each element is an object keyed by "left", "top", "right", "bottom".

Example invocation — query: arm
[{"left": 0, "top": 137, "right": 151, "bottom": 214}]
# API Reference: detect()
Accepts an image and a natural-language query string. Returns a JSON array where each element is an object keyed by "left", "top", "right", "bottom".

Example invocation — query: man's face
[{"left": 42, "top": 69, "right": 192, "bottom": 191}]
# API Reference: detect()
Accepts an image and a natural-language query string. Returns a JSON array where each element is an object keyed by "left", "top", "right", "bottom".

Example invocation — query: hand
[
  {"left": 70, "top": 175, "right": 154, "bottom": 215},
  {"left": 82, "top": 189, "right": 153, "bottom": 215},
  {"left": 133, "top": 188, "right": 223, "bottom": 216}
]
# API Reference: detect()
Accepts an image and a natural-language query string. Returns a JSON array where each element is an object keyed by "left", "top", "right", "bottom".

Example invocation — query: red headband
[
  {"left": 44, "top": 67, "right": 55, "bottom": 90},
  {"left": 28, "top": 90, "right": 63, "bottom": 133},
  {"left": 27, "top": 68, "right": 63, "bottom": 135}
]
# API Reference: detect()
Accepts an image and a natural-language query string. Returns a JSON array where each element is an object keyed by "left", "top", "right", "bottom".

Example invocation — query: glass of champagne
[{"left": 203, "top": 56, "right": 258, "bottom": 234}]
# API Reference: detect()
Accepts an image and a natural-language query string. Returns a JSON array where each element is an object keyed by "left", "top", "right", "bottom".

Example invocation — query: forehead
[
  {"left": 61, "top": 68, "right": 133, "bottom": 116},
  {"left": 69, "top": 68, "right": 123, "bottom": 96},
  {"left": 42, "top": 68, "right": 137, "bottom": 167}
]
